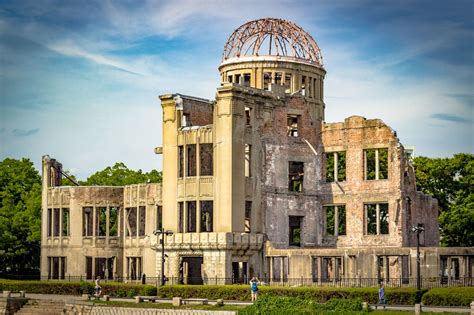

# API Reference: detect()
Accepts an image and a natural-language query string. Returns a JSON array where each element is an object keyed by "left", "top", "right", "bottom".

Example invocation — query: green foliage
[
  {"left": 239, "top": 295, "right": 367, "bottom": 314},
  {"left": 421, "top": 287, "right": 474, "bottom": 306},
  {"left": 157, "top": 285, "right": 424, "bottom": 305},
  {"left": 0, "top": 279, "right": 156, "bottom": 297},
  {"left": 81, "top": 162, "right": 162, "bottom": 186},
  {"left": 0, "top": 158, "right": 42, "bottom": 271},
  {"left": 413, "top": 153, "right": 474, "bottom": 246}
]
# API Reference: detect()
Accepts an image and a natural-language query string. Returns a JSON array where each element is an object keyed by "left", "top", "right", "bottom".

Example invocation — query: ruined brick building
[{"left": 41, "top": 18, "right": 473, "bottom": 285}]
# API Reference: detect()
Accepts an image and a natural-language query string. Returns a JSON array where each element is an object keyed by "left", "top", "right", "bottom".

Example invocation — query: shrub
[
  {"left": 157, "top": 285, "right": 425, "bottom": 304},
  {"left": 239, "top": 295, "right": 368, "bottom": 314},
  {"left": 421, "top": 287, "right": 474, "bottom": 306},
  {"left": 0, "top": 279, "right": 156, "bottom": 297}
]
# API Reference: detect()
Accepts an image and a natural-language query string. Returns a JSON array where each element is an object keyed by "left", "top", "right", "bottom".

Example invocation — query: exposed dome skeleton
[{"left": 222, "top": 18, "right": 323, "bottom": 66}]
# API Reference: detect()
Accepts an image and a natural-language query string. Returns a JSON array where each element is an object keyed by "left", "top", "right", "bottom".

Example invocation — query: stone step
[{"left": 15, "top": 299, "right": 66, "bottom": 315}]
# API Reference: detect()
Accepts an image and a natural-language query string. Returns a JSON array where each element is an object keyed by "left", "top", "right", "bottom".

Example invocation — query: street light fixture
[
  {"left": 153, "top": 229, "right": 173, "bottom": 286},
  {"left": 411, "top": 224, "right": 425, "bottom": 290}
]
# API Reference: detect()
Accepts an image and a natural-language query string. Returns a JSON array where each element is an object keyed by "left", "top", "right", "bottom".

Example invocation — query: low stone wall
[
  {"left": 0, "top": 297, "right": 28, "bottom": 315},
  {"left": 65, "top": 303, "right": 237, "bottom": 315}
]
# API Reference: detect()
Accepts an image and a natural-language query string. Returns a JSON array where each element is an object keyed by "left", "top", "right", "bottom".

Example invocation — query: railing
[{"left": 1, "top": 274, "right": 472, "bottom": 288}]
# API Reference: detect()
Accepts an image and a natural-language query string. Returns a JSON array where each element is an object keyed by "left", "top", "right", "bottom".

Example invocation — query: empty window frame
[
  {"left": 321, "top": 257, "right": 342, "bottom": 282},
  {"left": 53, "top": 208, "right": 60, "bottom": 236},
  {"left": 275, "top": 72, "right": 282, "bottom": 85},
  {"left": 418, "top": 223, "right": 425, "bottom": 246},
  {"left": 200, "top": 144, "right": 213, "bottom": 176},
  {"left": 227, "top": 75, "right": 233, "bottom": 83},
  {"left": 271, "top": 256, "right": 288, "bottom": 282},
  {"left": 365, "top": 148, "right": 388, "bottom": 180},
  {"left": 187, "top": 144, "right": 197, "bottom": 177},
  {"left": 289, "top": 216, "right": 303, "bottom": 247},
  {"left": 200, "top": 201, "right": 213, "bottom": 232},
  {"left": 287, "top": 115, "right": 300, "bottom": 137},
  {"left": 263, "top": 72, "right": 272, "bottom": 90},
  {"left": 186, "top": 201, "right": 197, "bottom": 233},
  {"left": 312, "top": 257, "right": 319, "bottom": 282},
  {"left": 284, "top": 73, "right": 292, "bottom": 93},
  {"left": 243, "top": 73, "right": 251, "bottom": 87},
  {"left": 288, "top": 161, "right": 304, "bottom": 192},
  {"left": 301, "top": 76, "right": 307, "bottom": 96},
  {"left": 245, "top": 144, "right": 251, "bottom": 177},
  {"left": 156, "top": 205, "right": 163, "bottom": 231},
  {"left": 83, "top": 207, "right": 93, "bottom": 237},
  {"left": 324, "top": 205, "right": 346, "bottom": 236},
  {"left": 245, "top": 201, "right": 252, "bottom": 233},
  {"left": 47, "top": 208, "right": 52, "bottom": 237},
  {"left": 235, "top": 74, "right": 241, "bottom": 85},
  {"left": 138, "top": 206, "right": 146, "bottom": 236},
  {"left": 62, "top": 208, "right": 69, "bottom": 236},
  {"left": 182, "top": 113, "right": 191, "bottom": 127},
  {"left": 365, "top": 203, "right": 389, "bottom": 235},
  {"left": 178, "top": 202, "right": 184, "bottom": 233},
  {"left": 90, "top": 257, "right": 115, "bottom": 280},
  {"left": 96, "top": 207, "right": 107, "bottom": 237},
  {"left": 125, "top": 207, "right": 137, "bottom": 237},
  {"left": 48, "top": 256, "right": 66, "bottom": 280},
  {"left": 127, "top": 256, "right": 142, "bottom": 280},
  {"left": 178, "top": 145, "right": 184, "bottom": 178},
  {"left": 326, "top": 152, "right": 346, "bottom": 182},
  {"left": 245, "top": 107, "right": 252, "bottom": 126},
  {"left": 109, "top": 207, "right": 119, "bottom": 237}
]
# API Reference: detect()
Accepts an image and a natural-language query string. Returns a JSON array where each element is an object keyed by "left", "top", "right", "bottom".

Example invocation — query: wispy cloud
[
  {"left": 430, "top": 113, "right": 471, "bottom": 124},
  {"left": 12, "top": 128, "right": 39, "bottom": 137}
]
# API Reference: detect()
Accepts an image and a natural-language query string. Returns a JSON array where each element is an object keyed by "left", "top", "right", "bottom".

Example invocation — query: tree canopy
[
  {"left": 81, "top": 162, "right": 162, "bottom": 186},
  {"left": 413, "top": 153, "right": 474, "bottom": 246},
  {"left": 0, "top": 158, "right": 42, "bottom": 271}
]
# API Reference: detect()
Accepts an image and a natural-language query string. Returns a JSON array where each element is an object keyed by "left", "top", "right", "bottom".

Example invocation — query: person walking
[
  {"left": 377, "top": 283, "right": 386, "bottom": 309},
  {"left": 94, "top": 276, "right": 102, "bottom": 299},
  {"left": 250, "top": 277, "right": 259, "bottom": 302}
]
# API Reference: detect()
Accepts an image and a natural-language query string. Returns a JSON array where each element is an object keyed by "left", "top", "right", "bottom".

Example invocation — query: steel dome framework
[{"left": 222, "top": 18, "right": 323, "bottom": 66}]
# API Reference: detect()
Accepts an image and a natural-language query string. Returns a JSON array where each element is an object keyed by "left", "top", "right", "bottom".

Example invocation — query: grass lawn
[
  {"left": 94, "top": 300, "right": 245, "bottom": 311},
  {"left": 372, "top": 311, "right": 456, "bottom": 315}
]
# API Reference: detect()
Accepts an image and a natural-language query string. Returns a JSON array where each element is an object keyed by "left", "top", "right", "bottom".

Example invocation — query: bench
[
  {"left": 183, "top": 298, "right": 208, "bottom": 305},
  {"left": 135, "top": 296, "right": 157, "bottom": 303}
]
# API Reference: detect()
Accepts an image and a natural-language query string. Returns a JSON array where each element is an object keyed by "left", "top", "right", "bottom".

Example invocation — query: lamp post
[
  {"left": 153, "top": 229, "right": 173, "bottom": 286},
  {"left": 411, "top": 224, "right": 424, "bottom": 290}
]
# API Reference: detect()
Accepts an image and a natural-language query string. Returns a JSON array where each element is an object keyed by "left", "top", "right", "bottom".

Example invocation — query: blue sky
[{"left": 0, "top": 0, "right": 472, "bottom": 179}]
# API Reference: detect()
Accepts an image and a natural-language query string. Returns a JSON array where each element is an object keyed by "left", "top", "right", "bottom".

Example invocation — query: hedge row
[
  {"left": 239, "top": 295, "right": 367, "bottom": 315},
  {"left": 421, "top": 287, "right": 474, "bottom": 307},
  {"left": 157, "top": 285, "right": 427, "bottom": 305},
  {"left": 0, "top": 279, "right": 156, "bottom": 297}
]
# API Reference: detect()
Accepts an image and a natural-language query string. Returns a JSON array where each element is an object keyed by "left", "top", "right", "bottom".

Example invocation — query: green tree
[
  {"left": 82, "top": 162, "right": 162, "bottom": 186},
  {"left": 0, "top": 158, "right": 42, "bottom": 271},
  {"left": 413, "top": 153, "right": 474, "bottom": 246}
]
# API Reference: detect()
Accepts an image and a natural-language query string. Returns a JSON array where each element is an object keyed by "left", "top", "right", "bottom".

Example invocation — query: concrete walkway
[{"left": 370, "top": 304, "right": 470, "bottom": 313}]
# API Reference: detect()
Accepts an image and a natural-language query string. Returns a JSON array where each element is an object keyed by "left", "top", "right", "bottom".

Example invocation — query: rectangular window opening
[
  {"left": 245, "top": 144, "right": 251, "bottom": 177},
  {"left": 186, "top": 201, "right": 197, "bottom": 233},
  {"left": 245, "top": 107, "right": 252, "bottom": 126},
  {"left": 200, "top": 201, "right": 213, "bottom": 232},
  {"left": 365, "top": 148, "right": 388, "bottom": 180},
  {"left": 235, "top": 74, "right": 241, "bottom": 85},
  {"left": 288, "top": 161, "right": 304, "bottom": 192},
  {"left": 178, "top": 202, "right": 184, "bottom": 233},
  {"left": 324, "top": 205, "right": 346, "bottom": 236},
  {"left": 284, "top": 73, "right": 292, "bottom": 93},
  {"left": 47, "top": 208, "right": 52, "bottom": 237},
  {"left": 275, "top": 72, "right": 282, "bottom": 85},
  {"left": 178, "top": 146, "right": 184, "bottom": 178},
  {"left": 199, "top": 143, "right": 213, "bottom": 176},
  {"left": 97, "top": 207, "right": 107, "bottom": 237},
  {"left": 289, "top": 216, "right": 303, "bottom": 247},
  {"left": 83, "top": 207, "right": 93, "bottom": 237},
  {"left": 245, "top": 201, "right": 251, "bottom": 233},
  {"left": 62, "top": 208, "right": 69, "bottom": 236},
  {"left": 53, "top": 208, "right": 60, "bottom": 236},
  {"left": 139, "top": 206, "right": 146, "bottom": 236},
  {"left": 365, "top": 203, "right": 389, "bottom": 235},
  {"left": 243, "top": 73, "right": 251, "bottom": 87},
  {"left": 326, "top": 152, "right": 346, "bottom": 182},
  {"left": 186, "top": 144, "right": 197, "bottom": 177},
  {"left": 263, "top": 72, "right": 272, "bottom": 90},
  {"left": 156, "top": 205, "right": 163, "bottom": 231},
  {"left": 125, "top": 207, "right": 137, "bottom": 237},
  {"left": 109, "top": 206, "right": 119, "bottom": 237},
  {"left": 287, "top": 115, "right": 300, "bottom": 137}
]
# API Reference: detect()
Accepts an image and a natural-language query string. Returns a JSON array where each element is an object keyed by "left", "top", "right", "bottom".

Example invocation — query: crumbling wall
[{"left": 182, "top": 97, "right": 213, "bottom": 126}]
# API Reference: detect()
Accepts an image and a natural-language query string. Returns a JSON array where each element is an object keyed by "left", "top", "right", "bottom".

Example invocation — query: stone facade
[{"left": 40, "top": 19, "right": 473, "bottom": 285}]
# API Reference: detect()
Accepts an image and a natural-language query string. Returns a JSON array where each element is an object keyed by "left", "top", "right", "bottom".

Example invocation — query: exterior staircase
[{"left": 15, "top": 299, "right": 66, "bottom": 315}]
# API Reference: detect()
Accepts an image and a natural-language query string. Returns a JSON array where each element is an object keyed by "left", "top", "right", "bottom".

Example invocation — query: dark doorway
[{"left": 181, "top": 257, "right": 203, "bottom": 285}]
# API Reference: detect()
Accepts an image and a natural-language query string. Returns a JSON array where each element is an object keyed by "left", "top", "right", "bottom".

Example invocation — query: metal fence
[{"left": 1, "top": 274, "right": 472, "bottom": 289}]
